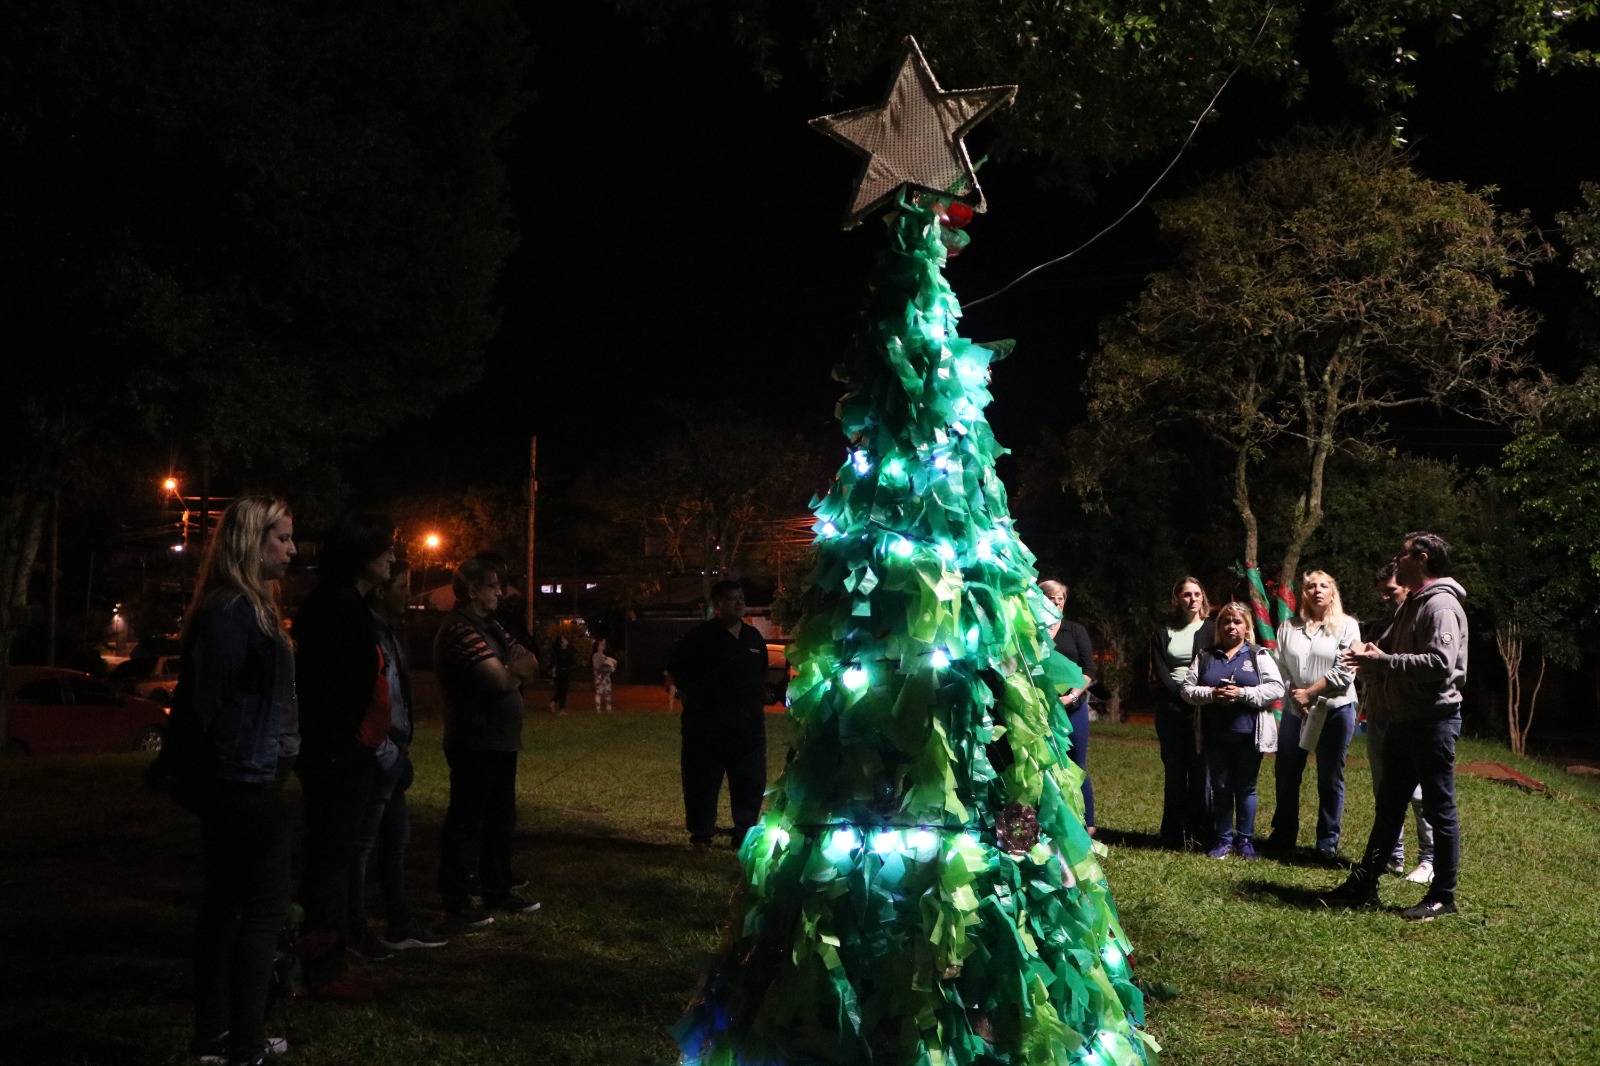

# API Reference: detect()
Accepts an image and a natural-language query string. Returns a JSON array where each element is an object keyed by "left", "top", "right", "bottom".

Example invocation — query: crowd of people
[
  {"left": 153, "top": 494, "right": 1468, "bottom": 1064},
  {"left": 159, "top": 497, "right": 554, "bottom": 1066},
  {"left": 1134, "top": 530, "right": 1467, "bottom": 922}
]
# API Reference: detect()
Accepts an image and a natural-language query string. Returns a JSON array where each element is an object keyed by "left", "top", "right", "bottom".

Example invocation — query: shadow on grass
[
  {"left": 1090, "top": 827, "right": 1168, "bottom": 851},
  {"left": 1237, "top": 877, "right": 1396, "bottom": 917}
]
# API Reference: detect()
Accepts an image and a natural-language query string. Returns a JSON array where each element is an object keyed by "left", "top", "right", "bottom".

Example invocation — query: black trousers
[
  {"left": 681, "top": 728, "right": 766, "bottom": 847},
  {"left": 195, "top": 780, "right": 290, "bottom": 1061},
  {"left": 438, "top": 749, "right": 518, "bottom": 908},
  {"left": 1155, "top": 702, "right": 1211, "bottom": 847},
  {"left": 296, "top": 754, "right": 374, "bottom": 987}
]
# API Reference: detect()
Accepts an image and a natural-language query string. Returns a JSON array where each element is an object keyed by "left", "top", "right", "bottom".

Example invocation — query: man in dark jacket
[
  {"left": 1327, "top": 531, "right": 1468, "bottom": 921},
  {"left": 293, "top": 512, "right": 397, "bottom": 1000},
  {"left": 667, "top": 580, "right": 769, "bottom": 852}
]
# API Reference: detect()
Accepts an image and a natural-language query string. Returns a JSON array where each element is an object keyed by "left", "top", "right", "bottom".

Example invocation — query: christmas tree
[{"left": 674, "top": 40, "right": 1159, "bottom": 1066}]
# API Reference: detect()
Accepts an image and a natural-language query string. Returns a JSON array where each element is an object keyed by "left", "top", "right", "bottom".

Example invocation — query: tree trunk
[
  {"left": 1231, "top": 442, "right": 1259, "bottom": 580},
  {"left": 1521, "top": 653, "right": 1548, "bottom": 755},
  {"left": 1495, "top": 620, "right": 1525, "bottom": 755},
  {"left": 1276, "top": 427, "right": 1336, "bottom": 599},
  {"left": 0, "top": 489, "right": 52, "bottom": 751}
]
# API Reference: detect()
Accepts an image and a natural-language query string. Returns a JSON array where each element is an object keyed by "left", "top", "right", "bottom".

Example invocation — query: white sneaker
[{"left": 1405, "top": 861, "right": 1434, "bottom": 885}]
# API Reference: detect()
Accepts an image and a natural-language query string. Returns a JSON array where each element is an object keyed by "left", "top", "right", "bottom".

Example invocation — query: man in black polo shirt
[{"left": 667, "top": 580, "right": 769, "bottom": 852}]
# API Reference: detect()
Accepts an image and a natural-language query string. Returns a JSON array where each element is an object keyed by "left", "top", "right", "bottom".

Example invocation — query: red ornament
[{"left": 942, "top": 201, "right": 975, "bottom": 228}]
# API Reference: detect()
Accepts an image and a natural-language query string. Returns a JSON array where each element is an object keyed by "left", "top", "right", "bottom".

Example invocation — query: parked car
[
  {"left": 4, "top": 666, "right": 170, "bottom": 756},
  {"left": 765, "top": 642, "right": 794, "bottom": 706},
  {"left": 109, "top": 654, "right": 183, "bottom": 705}
]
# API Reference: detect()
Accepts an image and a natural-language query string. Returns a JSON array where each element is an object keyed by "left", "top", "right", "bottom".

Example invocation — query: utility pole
[
  {"left": 46, "top": 488, "right": 59, "bottom": 666},
  {"left": 525, "top": 436, "right": 537, "bottom": 637}
]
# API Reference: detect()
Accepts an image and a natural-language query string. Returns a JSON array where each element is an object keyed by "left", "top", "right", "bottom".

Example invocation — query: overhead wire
[{"left": 964, "top": 5, "right": 1279, "bottom": 311}]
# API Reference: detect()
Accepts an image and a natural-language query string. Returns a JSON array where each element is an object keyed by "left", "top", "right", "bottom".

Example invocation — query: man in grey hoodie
[{"left": 1326, "top": 531, "right": 1467, "bottom": 920}]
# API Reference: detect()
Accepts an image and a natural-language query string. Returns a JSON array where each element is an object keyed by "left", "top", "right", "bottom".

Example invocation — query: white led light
[
  {"left": 824, "top": 827, "right": 860, "bottom": 860},
  {"left": 842, "top": 666, "right": 869, "bottom": 691},
  {"left": 937, "top": 542, "right": 956, "bottom": 561},
  {"left": 852, "top": 450, "right": 871, "bottom": 475},
  {"left": 871, "top": 830, "right": 900, "bottom": 856},
  {"left": 930, "top": 648, "right": 950, "bottom": 669}
]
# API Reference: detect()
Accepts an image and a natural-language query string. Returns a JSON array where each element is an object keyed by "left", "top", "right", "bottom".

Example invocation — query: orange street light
[
  {"left": 163, "top": 477, "right": 179, "bottom": 492},
  {"left": 425, "top": 533, "right": 441, "bottom": 550}
]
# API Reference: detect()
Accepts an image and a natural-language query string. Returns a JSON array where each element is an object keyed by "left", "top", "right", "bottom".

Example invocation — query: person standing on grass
[
  {"left": 1327, "top": 532, "right": 1467, "bottom": 920},
  {"left": 667, "top": 580, "right": 768, "bottom": 853},
  {"left": 592, "top": 636, "right": 617, "bottom": 712},
  {"left": 1263, "top": 570, "right": 1360, "bottom": 862},
  {"left": 1183, "top": 601, "right": 1286, "bottom": 860},
  {"left": 167, "top": 496, "right": 299, "bottom": 1066},
  {"left": 1150, "top": 576, "right": 1215, "bottom": 850},
  {"left": 1364, "top": 563, "right": 1436, "bottom": 884},
  {"left": 1039, "top": 579, "right": 1096, "bottom": 836},
  {"left": 352, "top": 560, "right": 448, "bottom": 954},
  {"left": 293, "top": 512, "right": 398, "bottom": 1003},
  {"left": 548, "top": 634, "right": 576, "bottom": 713},
  {"left": 435, "top": 555, "right": 542, "bottom": 925}
]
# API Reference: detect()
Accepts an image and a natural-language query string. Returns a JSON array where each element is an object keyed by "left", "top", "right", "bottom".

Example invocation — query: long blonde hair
[
  {"left": 182, "top": 495, "right": 292, "bottom": 643},
  {"left": 1297, "top": 570, "right": 1347, "bottom": 629}
]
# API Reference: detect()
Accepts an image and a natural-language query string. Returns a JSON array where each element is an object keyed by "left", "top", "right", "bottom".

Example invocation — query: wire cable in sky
[{"left": 964, "top": 7, "right": 1277, "bottom": 311}]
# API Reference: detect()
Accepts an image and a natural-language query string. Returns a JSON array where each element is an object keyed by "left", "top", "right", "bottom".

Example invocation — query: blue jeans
[
  {"left": 1065, "top": 697, "right": 1094, "bottom": 828},
  {"left": 351, "top": 751, "right": 414, "bottom": 936},
  {"left": 1356, "top": 715, "right": 1461, "bottom": 899},
  {"left": 1271, "top": 702, "right": 1357, "bottom": 851},
  {"left": 1205, "top": 731, "right": 1262, "bottom": 847},
  {"left": 1367, "top": 719, "right": 1434, "bottom": 865},
  {"left": 1155, "top": 703, "right": 1210, "bottom": 846}
]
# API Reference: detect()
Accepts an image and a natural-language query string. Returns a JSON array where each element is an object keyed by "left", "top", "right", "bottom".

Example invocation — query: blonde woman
[
  {"left": 1149, "top": 576, "right": 1214, "bottom": 850},
  {"left": 1181, "top": 602, "right": 1285, "bottom": 859},
  {"left": 167, "top": 496, "right": 298, "bottom": 1066},
  {"left": 1263, "top": 570, "right": 1361, "bottom": 861}
]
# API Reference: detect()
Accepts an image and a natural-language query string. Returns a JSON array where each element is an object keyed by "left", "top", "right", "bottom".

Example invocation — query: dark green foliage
[{"left": 615, "top": 0, "right": 1596, "bottom": 187}]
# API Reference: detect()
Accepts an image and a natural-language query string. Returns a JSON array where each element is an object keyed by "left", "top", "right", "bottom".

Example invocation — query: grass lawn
[{"left": 3, "top": 694, "right": 1599, "bottom": 1065}]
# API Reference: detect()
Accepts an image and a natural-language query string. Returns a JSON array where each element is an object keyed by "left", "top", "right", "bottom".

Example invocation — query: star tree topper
[{"left": 810, "top": 37, "right": 1016, "bottom": 229}]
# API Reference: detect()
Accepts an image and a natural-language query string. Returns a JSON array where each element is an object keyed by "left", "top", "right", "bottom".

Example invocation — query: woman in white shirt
[{"left": 1262, "top": 570, "right": 1360, "bottom": 861}]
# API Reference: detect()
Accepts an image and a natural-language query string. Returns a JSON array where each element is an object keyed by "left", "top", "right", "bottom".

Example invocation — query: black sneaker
[
  {"left": 1320, "top": 875, "right": 1379, "bottom": 908},
  {"left": 1401, "top": 896, "right": 1458, "bottom": 922},
  {"left": 484, "top": 893, "right": 542, "bottom": 914},
  {"left": 380, "top": 922, "right": 449, "bottom": 950},
  {"left": 447, "top": 904, "right": 495, "bottom": 928},
  {"left": 1257, "top": 833, "right": 1293, "bottom": 856}
]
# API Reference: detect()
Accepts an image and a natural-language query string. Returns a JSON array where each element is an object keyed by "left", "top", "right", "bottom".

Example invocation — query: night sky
[{"left": 357, "top": 5, "right": 1600, "bottom": 500}]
